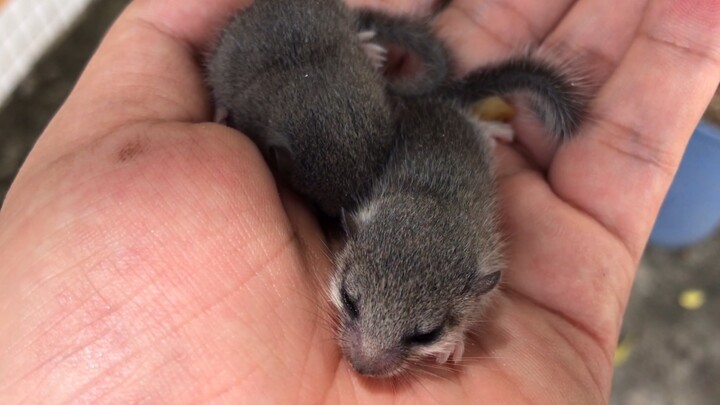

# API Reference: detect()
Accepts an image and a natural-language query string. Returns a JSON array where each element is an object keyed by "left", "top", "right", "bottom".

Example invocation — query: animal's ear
[
  {"left": 340, "top": 208, "right": 359, "bottom": 236},
  {"left": 354, "top": 10, "right": 451, "bottom": 96},
  {"left": 476, "top": 271, "right": 501, "bottom": 295}
]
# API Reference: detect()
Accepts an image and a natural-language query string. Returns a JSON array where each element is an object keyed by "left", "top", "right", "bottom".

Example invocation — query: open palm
[{"left": 1, "top": 0, "right": 718, "bottom": 403}]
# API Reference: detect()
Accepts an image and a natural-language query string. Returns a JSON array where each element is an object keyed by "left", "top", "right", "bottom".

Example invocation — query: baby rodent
[
  {"left": 328, "top": 54, "right": 588, "bottom": 376},
  {"left": 206, "top": 0, "right": 449, "bottom": 217},
  {"left": 330, "top": 62, "right": 587, "bottom": 375},
  {"left": 330, "top": 97, "right": 504, "bottom": 377},
  {"left": 206, "top": 0, "right": 588, "bottom": 378}
]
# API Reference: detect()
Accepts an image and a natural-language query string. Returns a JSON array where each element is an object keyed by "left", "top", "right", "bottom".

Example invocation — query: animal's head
[{"left": 330, "top": 195, "right": 502, "bottom": 377}]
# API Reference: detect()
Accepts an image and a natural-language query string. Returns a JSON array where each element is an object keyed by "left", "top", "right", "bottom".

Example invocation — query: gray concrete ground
[
  {"left": 613, "top": 239, "right": 720, "bottom": 404},
  {"left": 1, "top": 1, "right": 718, "bottom": 403}
]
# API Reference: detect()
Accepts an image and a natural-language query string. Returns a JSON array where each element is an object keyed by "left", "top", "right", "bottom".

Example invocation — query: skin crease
[{"left": 0, "top": 0, "right": 718, "bottom": 402}]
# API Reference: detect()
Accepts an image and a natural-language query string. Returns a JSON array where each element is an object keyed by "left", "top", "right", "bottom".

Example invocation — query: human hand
[{"left": 0, "top": 0, "right": 718, "bottom": 403}]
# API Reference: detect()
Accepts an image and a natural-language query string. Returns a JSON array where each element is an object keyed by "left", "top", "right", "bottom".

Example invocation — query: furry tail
[
  {"left": 355, "top": 10, "right": 451, "bottom": 96},
  {"left": 437, "top": 58, "right": 589, "bottom": 138}
]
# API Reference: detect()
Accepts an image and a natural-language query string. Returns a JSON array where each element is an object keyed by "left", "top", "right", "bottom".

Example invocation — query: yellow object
[
  {"left": 472, "top": 97, "right": 515, "bottom": 122},
  {"left": 678, "top": 289, "right": 706, "bottom": 310},
  {"left": 614, "top": 338, "right": 632, "bottom": 366}
]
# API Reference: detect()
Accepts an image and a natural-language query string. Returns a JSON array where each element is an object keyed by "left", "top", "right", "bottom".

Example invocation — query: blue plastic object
[{"left": 649, "top": 120, "right": 720, "bottom": 248}]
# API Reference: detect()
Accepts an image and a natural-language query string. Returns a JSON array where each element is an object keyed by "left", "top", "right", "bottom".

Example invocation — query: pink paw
[
  {"left": 480, "top": 121, "right": 515, "bottom": 143},
  {"left": 358, "top": 30, "right": 387, "bottom": 70}
]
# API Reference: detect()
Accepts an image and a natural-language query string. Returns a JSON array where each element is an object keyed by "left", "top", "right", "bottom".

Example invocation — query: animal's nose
[
  {"left": 350, "top": 349, "right": 403, "bottom": 377},
  {"left": 347, "top": 332, "right": 403, "bottom": 377}
]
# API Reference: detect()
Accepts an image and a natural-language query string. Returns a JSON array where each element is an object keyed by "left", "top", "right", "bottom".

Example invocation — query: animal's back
[
  {"left": 206, "top": 0, "right": 396, "bottom": 215},
  {"left": 373, "top": 98, "right": 503, "bottom": 268},
  {"left": 207, "top": 0, "right": 358, "bottom": 107},
  {"left": 386, "top": 99, "right": 496, "bottom": 209}
]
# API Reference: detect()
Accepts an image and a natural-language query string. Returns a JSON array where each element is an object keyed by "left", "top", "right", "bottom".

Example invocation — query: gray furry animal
[
  {"left": 206, "top": 0, "right": 449, "bottom": 217},
  {"left": 205, "top": 0, "right": 589, "bottom": 379},
  {"left": 328, "top": 62, "right": 588, "bottom": 377},
  {"left": 330, "top": 97, "right": 504, "bottom": 377}
]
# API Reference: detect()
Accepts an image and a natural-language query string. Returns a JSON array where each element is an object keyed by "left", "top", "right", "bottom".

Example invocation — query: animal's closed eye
[
  {"left": 341, "top": 286, "right": 359, "bottom": 319},
  {"left": 404, "top": 325, "right": 443, "bottom": 345},
  {"left": 477, "top": 271, "right": 501, "bottom": 294}
]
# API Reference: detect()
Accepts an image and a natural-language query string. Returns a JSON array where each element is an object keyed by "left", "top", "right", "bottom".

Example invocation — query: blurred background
[{"left": 1, "top": 1, "right": 718, "bottom": 403}]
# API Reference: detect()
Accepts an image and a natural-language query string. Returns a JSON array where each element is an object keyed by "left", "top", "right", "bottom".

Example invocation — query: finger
[
  {"left": 511, "top": 0, "right": 650, "bottom": 167},
  {"left": 127, "top": 0, "right": 248, "bottom": 50},
  {"left": 22, "top": 0, "right": 249, "bottom": 171},
  {"left": 550, "top": 0, "right": 720, "bottom": 260},
  {"left": 346, "top": 0, "right": 441, "bottom": 15},
  {"left": 434, "top": 0, "right": 579, "bottom": 73},
  {"left": 132, "top": 0, "right": 440, "bottom": 40},
  {"left": 490, "top": 139, "right": 539, "bottom": 181},
  {"left": 543, "top": 0, "right": 649, "bottom": 83}
]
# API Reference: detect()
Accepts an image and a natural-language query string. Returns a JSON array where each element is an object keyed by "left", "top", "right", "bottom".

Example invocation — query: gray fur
[
  {"left": 355, "top": 10, "right": 451, "bottom": 96},
  {"left": 206, "top": 0, "right": 450, "bottom": 216},
  {"left": 205, "top": 0, "right": 590, "bottom": 378},
  {"left": 435, "top": 57, "right": 589, "bottom": 138},
  {"left": 331, "top": 59, "right": 590, "bottom": 377},
  {"left": 332, "top": 98, "right": 504, "bottom": 377}
]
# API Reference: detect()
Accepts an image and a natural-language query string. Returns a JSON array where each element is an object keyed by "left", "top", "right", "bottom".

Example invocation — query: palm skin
[{"left": 0, "top": 0, "right": 718, "bottom": 403}]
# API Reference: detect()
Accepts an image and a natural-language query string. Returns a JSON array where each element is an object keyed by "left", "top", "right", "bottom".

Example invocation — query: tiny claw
[
  {"left": 467, "top": 117, "right": 515, "bottom": 150},
  {"left": 436, "top": 349, "right": 451, "bottom": 364},
  {"left": 357, "top": 30, "right": 376, "bottom": 42},
  {"left": 358, "top": 30, "right": 388, "bottom": 70},
  {"left": 452, "top": 339, "right": 465, "bottom": 364},
  {"left": 481, "top": 121, "right": 515, "bottom": 143},
  {"left": 362, "top": 43, "right": 387, "bottom": 70},
  {"left": 214, "top": 106, "right": 229, "bottom": 125}
]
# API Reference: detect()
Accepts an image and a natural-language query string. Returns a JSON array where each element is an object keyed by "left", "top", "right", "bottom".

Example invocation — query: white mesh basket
[{"left": 0, "top": 0, "right": 94, "bottom": 108}]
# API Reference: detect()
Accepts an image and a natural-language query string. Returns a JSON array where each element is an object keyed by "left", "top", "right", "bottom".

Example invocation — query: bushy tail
[{"left": 436, "top": 58, "right": 590, "bottom": 138}]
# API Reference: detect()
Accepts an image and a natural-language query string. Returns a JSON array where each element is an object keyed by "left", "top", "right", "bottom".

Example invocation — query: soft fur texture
[
  {"left": 355, "top": 10, "right": 451, "bottom": 96},
  {"left": 332, "top": 99, "right": 503, "bottom": 377},
  {"left": 206, "top": 0, "right": 590, "bottom": 378},
  {"left": 437, "top": 58, "right": 589, "bottom": 138},
  {"left": 206, "top": 0, "right": 449, "bottom": 216}
]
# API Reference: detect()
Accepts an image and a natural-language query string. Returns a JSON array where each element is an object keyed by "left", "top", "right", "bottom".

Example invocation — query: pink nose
[
  {"left": 349, "top": 349, "right": 403, "bottom": 376},
  {"left": 346, "top": 329, "right": 403, "bottom": 376}
]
